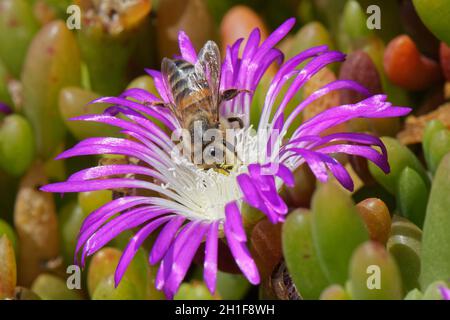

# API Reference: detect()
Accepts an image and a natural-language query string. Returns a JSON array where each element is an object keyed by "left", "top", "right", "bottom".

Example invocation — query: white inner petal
[{"left": 158, "top": 126, "right": 271, "bottom": 222}]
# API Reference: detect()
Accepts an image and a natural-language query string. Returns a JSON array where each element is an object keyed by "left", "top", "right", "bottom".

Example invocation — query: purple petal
[
  {"left": 272, "top": 163, "right": 295, "bottom": 187},
  {"left": 178, "top": 31, "right": 197, "bottom": 63},
  {"left": 74, "top": 196, "right": 154, "bottom": 264},
  {"left": 317, "top": 144, "right": 389, "bottom": 174},
  {"left": 284, "top": 80, "right": 369, "bottom": 132},
  {"left": 145, "top": 69, "right": 171, "bottom": 103},
  {"left": 92, "top": 96, "right": 177, "bottom": 129},
  {"left": 282, "top": 147, "right": 357, "bottom": 191},
  {"left": 119, "top": 88, "right": 159, "bottom": 102},
  {"left": 52, "top": 139, "right": 169, "bottom": 168},
  {"left": 253, "top": 48, "right": 284, "bottom": 84},
  {"left": 67, "top": 165, "right": 158, "bottom": 182},
  {"left": 440, "top": 287, "right": 450, "bottom": 300},
  {"left": 237, "top": 173, "right": 284, "bottom": 223},
  {"left": 275, "top": 51, "right": 346, "bottom": 120},
  {"left": 115, "top": 215, "right": 173, "bottom": 285},
  {"left": 79, "top": 197, "right": 154, "bottom": 234},
  {"left": 41, "top": 178, "right": 155, "bottom": 194},
  {"left": 284, "top": 148, "right": 329, "bottom": 183},
  {"left": 204, "top": 221, "right": 219, "bottom": 294},
  {"left": 253, "top": 18, "right": 295, "bottom": 61},
  {"left": 259, "top": 45, "right": 329, "bottom": 128},
  {"left": 322, "top": 156, "right": 354, "bottom": 191},
  {"left": 224, "top": 202, "right": 247, "bottom": 243},
  {"left": 71, "top": 114, "right": 173, "bottom": 151},
  {"left": 224, "top": 202, "right": 260, "bottom": 285},
  {"left": 78, "top": 206, "right": 169, "bottom": 266},
  {"left": 155, "top": 222, "right": 199, "bottom": 291},
  {"left": 84, "top": 209, "right": 171, "bottom": 258},
  {"left": 236, "top": 174, "right": 263, "bottom": 208},
  {"left": 149, "top": 216, "right": 186, "bottom": 264},
  {"left": 163, "top": 223, "right": 209, "bottom": 298},
  {"left": 293, "top": 95, "right": 411, "bottom": 138},
  {"left": 242, "top": 29, "right": 261, "bottom": 62}
]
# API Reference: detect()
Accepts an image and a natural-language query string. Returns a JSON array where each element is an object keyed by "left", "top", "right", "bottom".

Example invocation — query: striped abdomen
[{"left": 163, "top": 59, "right": 213, "bottom": 114}]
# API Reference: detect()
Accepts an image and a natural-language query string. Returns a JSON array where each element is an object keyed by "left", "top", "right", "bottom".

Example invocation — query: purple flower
[
  {"left": 41, "top": 18, "right": 411, "bottom": 299},
  {"left": 441, "top": 287, "right": 450, "bottom": 300},
  {"left": 0, "top": 102, "right": 12, "bottom": 115}
]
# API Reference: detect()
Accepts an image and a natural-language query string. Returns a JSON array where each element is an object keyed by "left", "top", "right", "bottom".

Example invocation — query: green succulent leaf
[
  {"left": 396, "top": 167, "right": 429, "bottom": 228},
  {"left": 0, "top": 0, "right": 39, "bottom": 77},
  {"left": 368, "top": 137, "right": 429, "bottom": 194},
  {"left": 311, "top": 183, "right": 369, "bottom": 285},
  {"left": 349, "top": 241, "right": 403, "bottom": 299},
  {"left": 282, "top": 209, "right": 329, "bottom": 299},
  {"left": 420, "top": 154, "right": 450, "bottom": 289},
  {"left": 22, "top": 20, "right": 81, "bottom": 159}
]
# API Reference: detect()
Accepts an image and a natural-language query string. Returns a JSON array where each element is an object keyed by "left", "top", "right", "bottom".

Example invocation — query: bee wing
[
  {"left": 196, "top": 41, "right": 221, "bottom": 115},
  {"left": 162, "top": 55, "right": 216, "bottom": 122},
  {"left": 162, "top": 57, "right": 212, "bottom": 123},
  {"left": 161, "top": 58, "right": 182, "bottom": 119}
]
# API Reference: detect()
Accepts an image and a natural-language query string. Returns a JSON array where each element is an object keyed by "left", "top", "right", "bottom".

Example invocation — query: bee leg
[
  {"left": 146, "top": 101, "right": 172, "bottom": 108},
  {"left": 227, "top": 117, "right": 244, "bottom": 129},
  {"left": 146, "top": 101, "right": 181, "bottom": 119},
  {"left": 220, "top": 89, "right": 252, "bottom": 102}
]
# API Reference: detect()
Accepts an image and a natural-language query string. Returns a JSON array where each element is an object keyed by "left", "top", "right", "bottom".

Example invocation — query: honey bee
[{"left": 159, "top": 41, "right": 248, "bottom": 172}]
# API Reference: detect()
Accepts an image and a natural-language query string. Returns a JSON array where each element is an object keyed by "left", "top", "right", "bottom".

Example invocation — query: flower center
[{"left": 166, "top": 127, "right": 266, "bottom": 222}]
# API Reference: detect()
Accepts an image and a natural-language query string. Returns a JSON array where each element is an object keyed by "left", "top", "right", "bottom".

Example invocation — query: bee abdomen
[{"left": 163, "top": 59, "right": 210, "bottom": 107}]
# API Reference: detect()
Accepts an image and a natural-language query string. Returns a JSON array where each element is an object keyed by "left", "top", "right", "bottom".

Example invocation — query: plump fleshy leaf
[
  {"left": 396, "top": 167, "right": 429, "bottom": 228},
  {"left": 282, "top": 209, "right": 329, "bottom": 299},
  {"left": 387, "top": 216, "right": 422, "bottom": 292},
  {"left": 368, "top": 137, "right": 429, "bottom": 194},
  {"left": 349, "top": 241, "right": 403, "bottom": 300},
  {"left": 420, "top": 154, "right": 450, "bottom": 289},
  {"left": 311, "top": 183, "right": 369, "bottom": 284},
  {"left": 22, "top": 20, "right": 81, "bottom": 158},
  {"left": 0, "top": 235, "right": 16, "bottom": 299}
]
